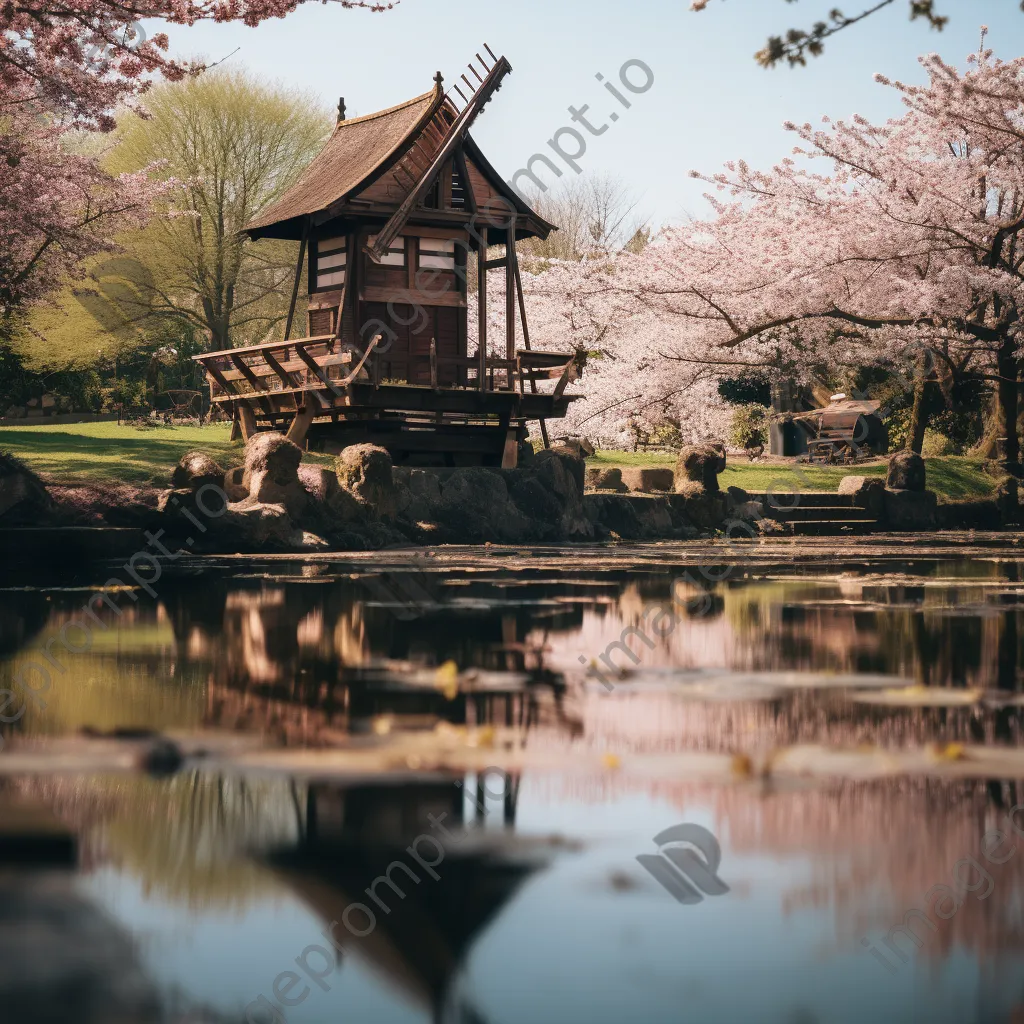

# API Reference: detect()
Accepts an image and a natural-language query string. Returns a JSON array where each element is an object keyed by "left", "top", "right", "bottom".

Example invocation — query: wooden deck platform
[{"left": 194, "top": 333, "right": 584, "bottom": 466}]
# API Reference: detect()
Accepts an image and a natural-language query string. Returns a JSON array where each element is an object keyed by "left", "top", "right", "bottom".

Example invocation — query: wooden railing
[{"left": 194, "top": 334, "right": 584, "bottom": 406}]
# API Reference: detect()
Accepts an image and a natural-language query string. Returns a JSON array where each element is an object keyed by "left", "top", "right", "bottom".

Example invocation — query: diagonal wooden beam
[
  {"left": 366, "top": 56, "right": 512, "bottom": 263},
  {"left": 262, "top": 348, "right": 297, "bottom": 389},
  {"left": 200, "top": 358, "right": 238, "bottom": 400},
  {"left": 229, "top": 355, "right": 275, "bottom": 415},
  {"left": 294, "top": 343, "right": 343, "bottom": 396}
]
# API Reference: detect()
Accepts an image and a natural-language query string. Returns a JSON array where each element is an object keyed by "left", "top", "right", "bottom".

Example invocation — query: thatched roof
[
  {"left": 244, "top": 77, "right": 555, "bottom": 245},
  {"left": 245, "top": 84, "right": 445, "bottom": 239}
]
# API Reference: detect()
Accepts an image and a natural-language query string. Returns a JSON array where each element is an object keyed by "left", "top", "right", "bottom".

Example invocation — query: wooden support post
[
  {"left": 499, "top": 408, "right": 517, "bottom": 468},
  {"left": 333, "top": 231, "right": 353, "bottom": 345},
  {"left": 510, "top": 237, "right": 550, "bottom": 448},
  {"left": 286, "top": 402, "right": 316, "bottom": 447},
  {"left": 429, "top": 338, "right": 438, "bottom": 390},
  {"left": 505, "top": 212, "right": 516, "bottom": 388},
  {"left": 477, "top": 237, "right": 487, "bottom": 392},
  {"left": 283, "top": 221, "right": 308, "bottom": 343},
  {"left": 238, "top": 402, "right": 257, "bottom": 442}
]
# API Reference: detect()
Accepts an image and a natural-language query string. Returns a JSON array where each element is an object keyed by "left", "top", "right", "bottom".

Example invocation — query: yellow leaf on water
[
  {"left": 930, "top": 742, "right": 967, "bottom": 762},
  {"left": 372, "top": 715, "right": 393, "bottom": 736},
  {"left": 434, "top": 660, "right": 460, "bottom": 701},
  {"left": 467, "top": 726, "right": 495, "bottom": 749},
  {"left": 434, "top": 721, "right": 466, "bottom": 739},
  {"left": 601, "top": 753, "right": 621, "bottom": 770}
]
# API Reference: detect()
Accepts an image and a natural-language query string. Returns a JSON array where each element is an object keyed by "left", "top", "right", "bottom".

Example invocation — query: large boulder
[
  {"left": 244, "top": 431, "right": 302, "bottom": 485},
  {"left": 241, "top": 432, "right": 307, "bottom": 519},
  {"left": 170, "top": 450, "right": 224, "bottom": 491},
  {"left": 222, "top": 466, "right": 248, "bottom": 502},
  {"left": 218, "top": 502, "right": 326, "bottom": 551},
  {"left": 620, "top": 467, "right": 675, "bottom": 493},
  {"left": 157, "top": 484, "right": 228, "bottom": 524},
  {"left": 335, "top": 444, "right": 397, "bottom": 518},
  {"left": 585, "top": 466, "right": 627, "bottom": 492},
  {"left": 838, "top": 475, "right": 886, "bottom": 517},
  {"left": 438, "top": 467, "right": 531, "bottom": 542},
  {"left": 676, "top": 443, "right": 726, "bottom": 493},
  {"left": 0, "top": 452, "right": 52, "bottom": 524},
  {"left": 508, "top": 474, "right": 564, "bottom": 530},
  {"left": 673, "top": 487, "right": 728, "bottom": 529},
  {"left": 886, "top": 452, "right": 926, "bottom": 492},
  {"left": 531, "top": 449, "right": 592, "bottom": 538},
  {"left": 883, "top": 489, "right": 938, "bottom": 530},
  {"left": 298, "top": 463, "right": 363, "bottom": 525},
  {"left": 582, "top": 493, "right": 644, "bottom": 539},
  {"left": 394, "top": 467, "right": 443, "bottom": 524},
  {"left": 0, "top": 874, "right": 164, "bottom": 1024}
]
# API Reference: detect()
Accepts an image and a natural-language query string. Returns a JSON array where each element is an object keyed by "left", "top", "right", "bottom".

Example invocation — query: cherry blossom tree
[
  {"left": 1, "top": 0, "right": 392, "bottom": 129},
  {"left": 0, "top": 0, "right": 389, "bottom": 340},
  {"left": 541, "top": 34, "right": 1024, "bottom": 468},
  {"left": 692, "top": 1, "right": 970, "bottom": 68},
  {"left": 0, "top": 107, "right": 166, "bottom": 337}
]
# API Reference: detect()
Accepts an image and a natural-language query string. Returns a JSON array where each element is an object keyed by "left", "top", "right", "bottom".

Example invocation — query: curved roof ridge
[
  {"left": 244, "top": 81, "right": 444, "bottom": 237},
  {"left": 334, "top": 87, "right": 437, "bottom": 130}
]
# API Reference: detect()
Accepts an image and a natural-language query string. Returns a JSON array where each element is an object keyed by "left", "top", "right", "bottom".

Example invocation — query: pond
[{"left": 2, "top": 536, "right": 1024, "bottom": 1023}]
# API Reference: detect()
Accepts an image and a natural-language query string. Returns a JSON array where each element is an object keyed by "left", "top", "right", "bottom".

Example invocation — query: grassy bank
[
  {"left": 587, "top": 450, "right": 998, "bottom": 500},
  {"left": 0, "top": 422, "right": 1001, "bottom": 500},
  {"left": 0, "top": 422, "right": 242, "bottom": 485}
]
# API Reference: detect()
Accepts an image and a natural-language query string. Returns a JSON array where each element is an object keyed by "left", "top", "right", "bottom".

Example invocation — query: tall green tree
[{"left": 104, "top": 69, "right": 331, "bottom": 352}]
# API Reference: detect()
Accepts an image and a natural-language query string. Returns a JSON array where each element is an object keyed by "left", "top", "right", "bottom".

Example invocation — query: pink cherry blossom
[{"left": 525, "top": 36, "right": 1024, "bottom": 460}]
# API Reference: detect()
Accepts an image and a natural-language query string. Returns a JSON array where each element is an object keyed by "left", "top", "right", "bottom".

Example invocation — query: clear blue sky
[{"left": 159, "top": 0, "right": 1024, "bottom": 228}]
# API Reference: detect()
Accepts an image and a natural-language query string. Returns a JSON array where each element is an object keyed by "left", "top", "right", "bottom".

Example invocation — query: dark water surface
[{"left": 3, "top": 536, "right": 1024, "bottom": 1023}]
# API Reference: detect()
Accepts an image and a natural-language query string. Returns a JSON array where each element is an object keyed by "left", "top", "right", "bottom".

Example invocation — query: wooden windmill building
[{"left": 194, "top": 48, "right": 584, "bottom": 467}]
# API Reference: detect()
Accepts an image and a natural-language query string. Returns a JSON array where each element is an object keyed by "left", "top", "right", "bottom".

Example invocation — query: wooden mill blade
[{"left": 365, "top": 52, "right": 512, "bottom": 264}]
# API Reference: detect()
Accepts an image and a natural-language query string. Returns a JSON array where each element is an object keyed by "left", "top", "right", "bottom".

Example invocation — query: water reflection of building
[
  {"left": 269, "top": 778, "right": 536, "bottom": 1024},
  {"left": 156, "top": 574, "right": 582, "bottom": 744}
]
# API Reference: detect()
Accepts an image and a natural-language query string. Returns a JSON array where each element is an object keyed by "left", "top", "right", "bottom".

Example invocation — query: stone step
[
  {"left": 747, "top": 491, "right": 858, "bottom": 509},
  {"left": 766, "top": 505, "right": 873, "bottom": 523}
]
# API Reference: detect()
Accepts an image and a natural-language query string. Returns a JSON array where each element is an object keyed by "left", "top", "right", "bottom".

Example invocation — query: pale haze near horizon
[{"left": 156, "top": 0, "right": 1024, "bottom": 228}]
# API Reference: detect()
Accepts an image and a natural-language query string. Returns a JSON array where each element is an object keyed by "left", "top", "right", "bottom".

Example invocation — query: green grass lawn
[
  {"left": 0, "top": 422, "right": 1001, "bottom": 501},
  {"left": 587, "top": 450, "right": 998, "bottom": 501},
  {"left": 0, "top": 422, "right": 243, "bottom": 485}
]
